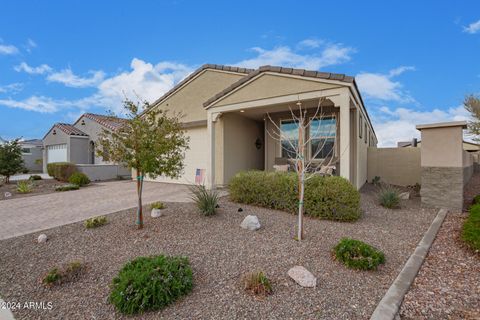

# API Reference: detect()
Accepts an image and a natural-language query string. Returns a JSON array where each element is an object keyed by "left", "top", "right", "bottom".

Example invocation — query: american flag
[{"left": 195, "top": 168, "right": 206, "bottom": 184}]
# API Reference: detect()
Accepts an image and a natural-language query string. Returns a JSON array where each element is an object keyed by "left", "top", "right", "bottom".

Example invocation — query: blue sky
[{"left": 0, "top": 0, "right": 479, "bottom": 146}]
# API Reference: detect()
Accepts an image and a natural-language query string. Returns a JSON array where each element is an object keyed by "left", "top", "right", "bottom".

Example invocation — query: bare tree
[
  {"left": 464, "top": 95, "right": 480, "bottom": 141},
  {"left": 266, "top": 98, "right": 338, "bottom": 240}
]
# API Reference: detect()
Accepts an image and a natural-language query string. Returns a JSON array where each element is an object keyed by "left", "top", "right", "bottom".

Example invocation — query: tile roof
[
  {"left": 19, "top": 139, "right": 43, "bottom": 146},
  {"left": 54, "top": 123, "right": 88, "bottom": 136},
  {"left": 145, "top": 64, "right": 254, "bottom": 112},
  {"left": 203, "top": 65, "right": 355, "bottom": 107},
  {"left": 82, "top": 113, "right": 127, "bottom": 131}
]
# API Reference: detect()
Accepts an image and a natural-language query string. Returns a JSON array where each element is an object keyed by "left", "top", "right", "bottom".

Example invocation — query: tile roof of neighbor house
[
  {"left": 146, "top": 64, "right": 254, "bottom": 112},
  {"left": 19, "top": 139, "right": 43, "bottom": 146},
  {"left": 203, "top": 65, "right": 356, "bottom": 107},
  {"left": 54, "top": 123, "right": 88, "bottom": 136},
  {"left": 82, "top": 113, "right": 127, "bottom": 131}
]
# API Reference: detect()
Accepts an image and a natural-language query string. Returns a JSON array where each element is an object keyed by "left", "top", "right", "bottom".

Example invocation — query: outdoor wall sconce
[{"left": 255, "top": 138, "right": 262, "bottom": 150}]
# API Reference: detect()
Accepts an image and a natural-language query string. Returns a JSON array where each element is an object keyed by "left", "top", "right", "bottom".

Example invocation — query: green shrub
[
  {"left": 189, "top": 184, "right": 219, "bottom": 216},
  {"left": 150, "top": 201, "right": 165, "bottom": 210},
  {"left": 42, "top": 268, "right": 61, "bottom": 285},
  {"left": 47, "top": 162, "right": 77, "bottom": 181},
  {"left": 29, "top": 174, "right": 42, "bottom": 181},
  {"left": 229, "top": 171, "right": 361, "bottom": 221},
  {"left": 68, "top": 172, "right": 90, "bottom": 187},
  {"left": 42, "top": 260, "right": 84, "bottom": 286},
  {"left": 55, "top": 184, "right": 80, "bottom": 192},
  {"left": 462, "top": 204, "right": 480, "bottom": 251},
  {"left": 243, "top": 271, "right": 272, "bottom": 296},
  {"left": 334, "top": 238, "right": 385, "bottom": 270},
  {"left": 372, "top": 176, "right": 381, "bottom": 185},
  {"left": 110, "top": 255, "right": 193, "bottom": 314},
  {"left": 84, "top": 216, "right": 108, "bottom": 229},
  {"left": 472, "top": 195, "right": 480, "bottom": 205},
  {"left": 378, "top": 185, "right": 400, "bottom": 209},
  {"left": 16, "top": 180, "right": 33, "bottom": 193}
]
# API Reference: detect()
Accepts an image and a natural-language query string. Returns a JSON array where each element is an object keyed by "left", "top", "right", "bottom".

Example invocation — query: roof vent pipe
[{"left": 412, "top": 138, "right": 417, "bottom": 147}]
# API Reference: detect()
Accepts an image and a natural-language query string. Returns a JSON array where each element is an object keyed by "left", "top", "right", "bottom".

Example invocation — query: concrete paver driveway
[{"left": 0, "top": 180, "right": 191, "bottom": 240}]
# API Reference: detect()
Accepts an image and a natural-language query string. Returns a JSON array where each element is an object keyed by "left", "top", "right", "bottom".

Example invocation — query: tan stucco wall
[
  {"left": 367, "top": 147, "right": 421, "bottom": 186},
  {"left": 215, "top": 73, "right": 341, "bottom": 107},
  {"left": 222, "top": 113, "right": 264, "bottom": 184},
  {"left": 420, "top": 126, "right": 463, "bottom": 167},
  {"left": 73, "top": 115, "right": 110, "bottom": 164},
  {"left": 151, "top": 70, "right": 246, "bottom": 122}
]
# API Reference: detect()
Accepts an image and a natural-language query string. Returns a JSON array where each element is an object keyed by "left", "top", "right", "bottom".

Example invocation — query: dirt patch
[
  {"left": 0, "top": 186, "right": 437, "bottom": 319},
  {"left": 0, "top": 179, "right": 71, "bottom": 201}
]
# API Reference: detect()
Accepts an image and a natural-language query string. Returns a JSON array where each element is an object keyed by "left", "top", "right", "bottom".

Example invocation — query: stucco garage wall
[
  {"left": 73, "top": 116, "right": 105, "bottom": 164},
  {"left": 69, "top": 137, "right": 90, "bottom": 164},
  {"left": 367, "top": 147, "right": 421, "bottom": 186},
  {"left": 222, "top": 113, "right": 264, "bottom": 184}
]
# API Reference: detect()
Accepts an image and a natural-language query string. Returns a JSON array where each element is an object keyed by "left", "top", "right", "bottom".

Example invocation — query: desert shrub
[
  {"left": 68, "top": 172, "right": 90, "bottom": 187},
  {"left": 29, "top": 174, "right": 42, "bottom": 181},
  {"left": 189, "top": 184, "right": 219, "bottom": 216},
  {"left": 84, "top": 216, "right": 107, "bottom": 229},
  {"left": 55, "top": 184, "right": 80, "bottom": 192},
  {"left": 110, "top": 255, "right": 193, "bottom": 314},
  {"left": 229, "top": 171, "right": 361, "bottom": 221},
  {"left": 462, "top": 204, "right": 480, "bottom": 251},
  {"left": 150, "top": 201, "right": 165, "bottom": 210},
  {"left": 42, "top": 260, "right": 84, "bottom": 286},
  {"left": 378, "top": 185, "right": 400, "bottom": 209},
  {"left": 472, "top": 195, "right": 480, "bottom": 205},
  {"left": 372, "top": 176, "right": 381, "bottom": 185},
  {"left": 243, "top": 271, "right": 272, "bottom": 296},
  {"left": 334, "top": 238, "right": 385, "bottom": 271},
  {"left": 47, "top": 162, "right": 77, "bottom": 181},
  {"left": 16, "top": 180, "right": 34, "bottom": 193}
]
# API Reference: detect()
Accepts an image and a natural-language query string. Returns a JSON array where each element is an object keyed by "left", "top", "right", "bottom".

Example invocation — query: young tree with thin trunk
[
  {"left": 0, "top": 139, "right": 25, "bottom": 184},
  {"left": 464, "top": 95, "right": 480, "bottom": 141},
  {"left": 97, "top": 99, "right": 189, "bottom": 229},
  {"left": 266, "top": 98, "right": 337, "bottom": 240}
]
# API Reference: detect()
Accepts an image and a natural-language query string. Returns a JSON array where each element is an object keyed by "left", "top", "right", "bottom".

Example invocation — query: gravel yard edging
[{"left": 370, "top": 208, "right": 448, "bottom": 320}]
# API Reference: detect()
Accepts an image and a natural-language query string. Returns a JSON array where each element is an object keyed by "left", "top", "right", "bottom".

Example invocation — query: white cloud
[
  {"left": 356, "top": 66, "right": 415, "bottom": 102},
  {"left": 47, "top": 68, "right": 105, "bottom": 88},
  {"left": 25, "top": 38, "right": 37, "bottom": 52},
  {"left": 0, "top": 43, "right": 18, "bottom": 55},
  {"left": 464, "top": 19, "right": 480, "bottom": 34},
  {"left": 0, "top": 83, "right": 23, "bottom": 94},
  {"left": 297, "top": 39, "right": 323, "bottom": 49},
  {"left": 0, "top": 95, "right": 99, "bottom": 113},
  {"left": 373, "top": 105, "right": 471, "bottom": 146},
  {"left": 234, "top": 41, "right": 355, "bottom": 70},
  {"left": 14, "top": 62, "right": 52, "bottom": 75}
]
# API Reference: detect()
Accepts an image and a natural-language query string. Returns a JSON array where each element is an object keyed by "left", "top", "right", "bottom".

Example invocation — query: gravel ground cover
[
  {"left": 0, "top": 179, "right": 70, "bottom": 201},
  {"left": 400, "top": 174, "right": 480, "bottom": 319},
  {"left": 0, "top": 185, "right": 436, "bottom": 319}
]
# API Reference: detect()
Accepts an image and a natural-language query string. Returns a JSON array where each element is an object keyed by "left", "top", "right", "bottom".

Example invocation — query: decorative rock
[
  {"left": 151, "top": 208, "right": 163, "bottom": 218},
  {"left": 240, "top": 215, "right": 260, "bottom": 231},
  {"left": 399, "top": 192, "right": 410, "bottom": 200},
  {"left": 37, "top": 234, "right": 48, "bottom": 243},
  {"left": 287, "top": 266, "right": 317, "bottom": 288}
]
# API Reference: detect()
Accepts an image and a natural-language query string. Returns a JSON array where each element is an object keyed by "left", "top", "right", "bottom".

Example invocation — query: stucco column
[
  {"left": 338, "top": 93, "right": 351, "bottom": 181},
  {"left": 207, "top": 112, "right": 221, "bottom": 189}
]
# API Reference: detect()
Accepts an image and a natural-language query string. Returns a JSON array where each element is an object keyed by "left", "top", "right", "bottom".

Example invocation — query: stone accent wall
[{"left": 421, "top": 167, "right": 465, "bottom": 210}]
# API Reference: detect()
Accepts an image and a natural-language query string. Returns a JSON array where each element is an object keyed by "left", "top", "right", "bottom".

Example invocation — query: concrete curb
[{"left": 370, "top": 208, "right": 448, "bottom": 320}]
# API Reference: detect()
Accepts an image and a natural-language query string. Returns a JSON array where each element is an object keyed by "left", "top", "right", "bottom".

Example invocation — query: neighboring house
[
  {"left": 19, "top": 139, "right": 43, "bottom": 172},
  {"left": 143, "top": 64, "right": 377, "bottom": 189},
  {"left": 42, "top": 113, "right": 130, "bottom": 180},
  {"left": 399, "top": 139, "right": 480, "bottom": 152}
]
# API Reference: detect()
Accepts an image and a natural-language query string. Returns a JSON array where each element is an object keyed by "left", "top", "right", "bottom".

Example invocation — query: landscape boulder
[
  {"left": 240, "top": 215, "right": 261, "bottom": 231},
  {"left": 399, "top": 192, "right": 410, "bottom": 200},
  {"left": 151, "top": 208, "right": 163, "bottom": 218},
  {"left": 288, "top": 266, "right": 316, "bottom": 288},
  {"left": 37, "top": 234, "right": 48, "bottom": 243}
]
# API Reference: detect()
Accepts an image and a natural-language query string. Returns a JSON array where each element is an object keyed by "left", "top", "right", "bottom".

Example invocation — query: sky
[{"left": 0, "top": 0, "right": 479, "bottom": 146}]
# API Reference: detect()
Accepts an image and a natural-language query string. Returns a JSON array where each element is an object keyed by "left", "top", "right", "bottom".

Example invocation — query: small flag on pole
[{"left": 195, "top": 168, "right": 206, "bottom": 184}]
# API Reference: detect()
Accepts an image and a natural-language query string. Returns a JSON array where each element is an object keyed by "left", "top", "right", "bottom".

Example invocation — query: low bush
[
  {"left": 42, "top": 260, "right": 84, "bottom": 286},
  {"left": 462, "top": 204, "right": 480, "bottom": 251},
  {"left": 150, "top": 201, "right": 165, "bottom": 210},
  {"left": 68, "top": 172, "right": 90, "bottom": 187},
  {"left": 55, "top": 184, "right": 80, "bottom": 192},
  {"left": 378, "top": 185, "right": 400, "bottom": 209},
  {"left": 110, "top": 255, "right": 193, "bottom": 314},
  {"left": 189, "top": 184, "right": 219, "bottom": 216},
  {"left": 29, "top": 174, "right": 42, "bottom": 181},
  {"left": 47, "top": 162, "right": 77, "bottom": 181},
  {"left": 472, "top": 195, "right": 480, "bottom": 206},
  {"left": 84, "top": 216, "right": 108, "bottom": 229},
  {"left": 333, "top": 238, "right": 385, "bottom": 270},
  {"left": 229, "top": 171, "right": 361, "bottom": 221},
  {"left": 243, "top": 271, "right": 272, "bottom": 296},
  {"left": 16, "top": 180, "right": 34, "bottom": 193},
  {"left": 371, "top": 176, "right": 381, "bottom": 185}
]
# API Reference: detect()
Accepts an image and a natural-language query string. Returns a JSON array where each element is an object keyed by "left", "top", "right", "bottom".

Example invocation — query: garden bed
[
  {"left": 0, "top": 179, "right": 71, "bottom": 201},
  {"left": 0, "top": 185, "right": 437, "bottom": 319}
]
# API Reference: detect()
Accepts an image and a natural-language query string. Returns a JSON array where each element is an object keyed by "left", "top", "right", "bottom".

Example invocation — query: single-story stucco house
[
  {"left": 143, "top": 64, "right": 377, "bottom": 190},
  {"left": 42, "top": 113, "right": 130, "bottom": 180},
  {"left": 19, "top": 139, "right": 43, "bottom": 172}
]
